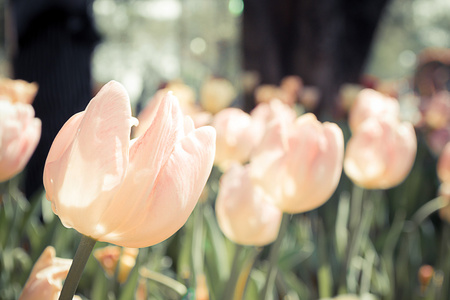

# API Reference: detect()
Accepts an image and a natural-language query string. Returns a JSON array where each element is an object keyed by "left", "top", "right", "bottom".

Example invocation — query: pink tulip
[
  {"left": 349, "top": 88, "right": 399, "bottom": 132},
  {"left": 134, "top": 89, "right": 212, "bottom": 138},
  {"left": 344, "top": 117, "right": 417, "bottom": 189},
  {"left": 0, "top": 100, "right": 41, "bottom": 182},
  {"left": 19, "top": 246, "right": 80, "bottom": 300},
  {"left": 250, "top": 98, "right": 297, "bottom": 127},
  {"left": 43, "top": 81, "right": 216, "bottom": 248},
  {"left": 216, "top": 163, "right": 282, "bottom": 246},
  {"left": 212, "top": 108, "right": 264, "bottom": 170},
  {"left": 251, "top": 113, "right": 344, "bottom": 214}
]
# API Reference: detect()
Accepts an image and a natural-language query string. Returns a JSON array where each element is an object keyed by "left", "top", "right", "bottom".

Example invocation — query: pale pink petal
[
  {"left": 216, "top": 164, "right": 282, "bottom": 246},
  {"left": 100, "top": 126, "right": 216, "bottom": 247},
  {"left": 92, "top": 92, "right": 185, "bottom": 239},
  {"left": 44, "top": 81, "right": 134, "bottom": 236}
]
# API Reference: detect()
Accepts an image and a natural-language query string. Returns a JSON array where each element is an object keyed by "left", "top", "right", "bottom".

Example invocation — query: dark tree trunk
[{"left": 242, "top": 0, "right": 391, "bottom": 119}]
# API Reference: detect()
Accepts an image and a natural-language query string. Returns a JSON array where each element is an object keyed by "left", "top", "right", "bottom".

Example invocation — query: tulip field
[{"left": 1, "top": 75, "right": 450, "bottom": 300}]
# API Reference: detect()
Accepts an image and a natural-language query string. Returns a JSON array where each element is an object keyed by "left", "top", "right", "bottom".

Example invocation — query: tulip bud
[
  {"left": 423, "top": 92, "right": 450, "bottom": 129},
  {"left": 418, "top": 265, "right": 434, "bottom": 293},
  {"left": 44, "top": 81, "right": 216, "bottom": 248},
  {"left": 349, "top": 88, "right": 399, "bottom": 132},
  {"left": 19, "top": 246, "right": 80, "bottom": 300},
  {"left": 0, "top": 100, "right": 41, "bottom": 182},
  {"left": 344, "top": 117, "right": 417, "bottom": 189},
  {"left": 251, "top": 113, "right": 344, "bottom": 214},
  {"left": 212, "top": 108, "right": 264, "bottom": 170},
  {"left": 93, "top": 246, "right": 139, "bottom": 283},
  {"left": 216, "top": 163, "right": 282, "bottom": 246},
  {"left": 195, "top": 273, "right": 209, "bottom": 300},
  {"left": 0, "top": 77, "right": 38, "bottom": 104},
  {"left": 200, "top": 77, "right": 236, "bottom": 114}
]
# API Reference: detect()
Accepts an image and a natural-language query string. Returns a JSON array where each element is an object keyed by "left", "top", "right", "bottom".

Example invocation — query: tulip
[
  {"left": 93, "top": 245, "right": 139, "bottom": 283},
  {"left": 251, "top": 113, "right": 344, "bottom": 214},
  {"left": 43, "top": 81, "right": 216, "bottom": 248},
  {"left": 349, "top": 88, "right": 399, "bottom": 132},
  {"left": 212, "top": 108, "right": 264, "bottom": 170},
  {"left": 250, "top": 98, "right": 297, "bottom": 127},
  {"left": 0, "top": 77, "right": 38, "bottom": 104},
  {"left": 0, "top": 100, "right": 41, "bottom": 182},
  {"left": 423, "top": 91, "right": 450, "bottom": 130},
  {"left": 19, "top": 246, "right": 80, "bottom": 300},
  {"left": 135, "top": 89, "right": 212, "bottom": 138},
  {"left": 216, "top": 163, "right": 282, "bottom": 246},
  {"left": 200, "top": 77, "right": 236, "bottom": 114},
  {"left": 437, "top": 142, "right": 450, "bottom": 186},
  {"left": 254, "top": 84, "right": 289, "bottom": 106},
  {"left": 344, "top": 117, "right": 417, "bottom": 189}
]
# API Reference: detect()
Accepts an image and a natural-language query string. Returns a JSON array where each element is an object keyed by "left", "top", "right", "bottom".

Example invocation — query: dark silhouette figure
[
  {"left": 8, "top": 0, "right": 100, "bottom": 198},
  {"left": 242, "top": 0, "right": 391, "bottom": 118}
]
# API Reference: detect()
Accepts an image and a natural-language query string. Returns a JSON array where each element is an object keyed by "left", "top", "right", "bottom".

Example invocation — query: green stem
[
  {"left": 59, "top": 234, "right": 97, "bottom": 300},
  {"left": 221, "top": 244, "right": 244, "bottom": 300},
  {"left": 411, "top": 196, "right": 448, "bottom": 228},
  {"left": 261, "top": 213, "right": 290, "bottom": 300}
]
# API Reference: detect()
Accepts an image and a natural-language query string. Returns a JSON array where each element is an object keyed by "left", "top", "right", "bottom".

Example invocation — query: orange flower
[
  {"left": 43, "top": 81, "right": 216, "bottom": 248},
  {"left": 19, "top": 246, "right": 80, "bottom": 300},
  {"left": 0, "top": 77, "right": 38, "bottom": 105},
  {"left": 251, "top": 113, "right": 344, "bottom": 214},
  {"left": 216, "top": 163, "right": 282, "bottom": 246}
]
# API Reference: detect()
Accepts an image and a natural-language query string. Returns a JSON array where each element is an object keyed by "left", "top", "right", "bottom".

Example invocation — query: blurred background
[
  {"left": 1, "top": 1, "right": 450, "bottom": 299},
  {"left": 0, "top": 0, "right": 449, "bottom": 109}
]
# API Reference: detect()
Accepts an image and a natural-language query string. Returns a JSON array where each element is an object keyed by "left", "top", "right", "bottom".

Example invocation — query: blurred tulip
[
  {"left": 200, "top": 77, "right": 236, "bottom": 114},
  {"left": 0, "top": 77, "right": 38, "bottom": 104},
  {"left": 165, "top": 79, "right": 196, "bottom": 108},
  {"left": 437, "top": 142, "right": 450, "bottom": 223},
  {"left": 0, "top": 99, "right": 41, "bottom": 182},
  {"left": 251, "top": 113, "right": 344, "bottom": 214},
  {"left": 349, "top": 88, "right": 399, "bottom": 132},
  {"left": 423, "top": 91, "right": 450, "bottom": 130},
  {"left": 250, "top": 98, "right": 297, "bottom": 126},
  {"left": 344, "top": 117, "right": 417, "bottom": 189},
  {"left": 43, "top": 81, "right": 216, "bottom": 248},
  {"left": 216, "top": 163, "right": 282, "bottom": 246},
  {"left": 93, "top": 245, "right": 138, "bottom": 283},
  {"left": 254, "top": 84, "right": 289, "bottom": 105},
  {"left": 437, "top": 142, "right": 450, "bottom": 185},
  {"left": 300, "top": 86, "right": 321, "bottom": 111},
  {"left": 212, "top": 108, "right": 264, "bottom": 170},
  {"left": 280, "top": 75, "right": 303, "bottom": 106},
  {"left": 195, "top": 273, "right": 209, "bottom": 300},
  {"left": 19, "top": 246, "right": 80, "bottom": 300},
  {"left": 418, "top": 265, "right": 434, "bottom": 292},
  {"left": 135, "top": 278, "right": 148, "bottom": 300}
]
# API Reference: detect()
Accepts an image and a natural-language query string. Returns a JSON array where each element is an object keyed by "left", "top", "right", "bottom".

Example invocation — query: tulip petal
[
  {"left": 44, "top": 81, "right": 134, "bottom": 235},
  {"left": 216, "top": 164, "right": 282, "bottom": 246},
  {"left": 92, "top": 93, "right": 185, "bottom": 238},
  {"left": 100, "top": 126, "right": 216, "bottom": 247}
]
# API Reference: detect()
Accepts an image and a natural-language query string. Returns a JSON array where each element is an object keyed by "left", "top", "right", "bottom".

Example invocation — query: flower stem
[
  {"left": 221, "top": 244, "right": 244, "bottom": 300},
  {"left": 59, "top": 234, "right": 97, "bottom": 300},
  {"left": 261, "top": 213, "right": 290, "bottom": 300}
]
